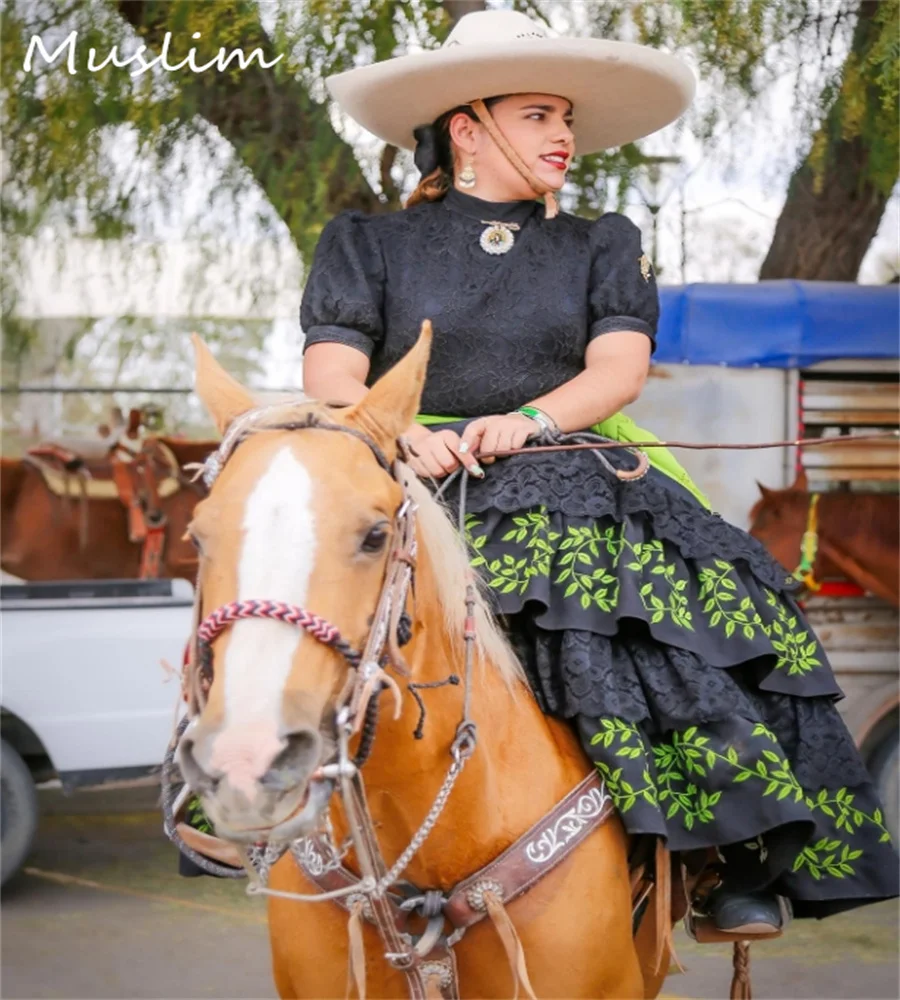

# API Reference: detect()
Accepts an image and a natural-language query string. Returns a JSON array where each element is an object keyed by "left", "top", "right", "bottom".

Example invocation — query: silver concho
[
  {"left": 419, "top": 960, "right": 454, "bottom": 990},
  {"left": 345, "top": 892, "right": 375, "bottom": 921},
  {"left": 479, "top": 222, "right": 518, "bottom": 255},
  {"left": 465, "top": 878, "right": 504, "bottom": 912}
]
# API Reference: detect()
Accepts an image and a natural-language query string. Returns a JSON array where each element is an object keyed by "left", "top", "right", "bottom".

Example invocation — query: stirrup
[{"left": 685, "top": 894, "right": 792, "bottom": 944}]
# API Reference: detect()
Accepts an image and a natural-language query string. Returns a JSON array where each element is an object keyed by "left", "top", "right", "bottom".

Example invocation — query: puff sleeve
[
  {"left": 588, "top": 213, "right": 659, "bottom": 350},
  {"left": 300, "top": 211, "right": 385, "bottom": 359}
]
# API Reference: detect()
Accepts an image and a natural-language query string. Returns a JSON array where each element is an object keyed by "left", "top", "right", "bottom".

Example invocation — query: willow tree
[{"left": 2, "top": 0, "right": 897, "bottom": 362}]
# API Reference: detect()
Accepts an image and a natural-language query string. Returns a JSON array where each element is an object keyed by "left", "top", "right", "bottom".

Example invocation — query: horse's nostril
[
  {"left": 260, "top": 728, "right": 321, "bottom": 791},
  {"left": 177, "top": 734, "right": 219, "bottom": 796}
]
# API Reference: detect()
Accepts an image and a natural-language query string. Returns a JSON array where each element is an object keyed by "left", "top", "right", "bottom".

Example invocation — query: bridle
[{"left": 167, "top": 404, "right": 482, "bottom": 917}]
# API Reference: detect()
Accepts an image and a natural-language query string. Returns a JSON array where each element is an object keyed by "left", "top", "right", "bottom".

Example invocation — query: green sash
[{"left": 415, "top": 411, "right": 711, "bottom": 509}]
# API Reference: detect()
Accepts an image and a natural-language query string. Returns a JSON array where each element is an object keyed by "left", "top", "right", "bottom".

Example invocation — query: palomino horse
[
  {"left": 179, "top": 328, "right": 673, "bottom": 999},
  {"left": 749, "top": 473, "right": 899, "bottom": 606},
  {"left": 0, "top": 437, "right": 214, "bottom": 581}
]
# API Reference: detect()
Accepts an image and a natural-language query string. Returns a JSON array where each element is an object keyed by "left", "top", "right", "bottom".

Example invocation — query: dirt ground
[{"left": 1, "top": 785, "right": 897, "bottom": 1000}]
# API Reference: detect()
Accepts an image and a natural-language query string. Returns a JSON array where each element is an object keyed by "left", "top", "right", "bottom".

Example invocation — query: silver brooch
[{"left": 479, "top": 221, "right": 520, "bottom": 255}]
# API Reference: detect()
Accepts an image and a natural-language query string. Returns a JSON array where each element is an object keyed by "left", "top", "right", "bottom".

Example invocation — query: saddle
[{"left": 24, "top": 437, "right": 184, "bottom": 578}]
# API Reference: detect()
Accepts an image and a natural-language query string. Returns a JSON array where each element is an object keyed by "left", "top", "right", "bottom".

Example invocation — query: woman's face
[{"left": 449, "top": 93, "right": 575, "bottom": 200}]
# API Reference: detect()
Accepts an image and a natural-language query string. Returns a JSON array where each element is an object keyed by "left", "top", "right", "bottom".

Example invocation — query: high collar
[{"left": 443, "top": 187, "right": 540, "bottom": 225}]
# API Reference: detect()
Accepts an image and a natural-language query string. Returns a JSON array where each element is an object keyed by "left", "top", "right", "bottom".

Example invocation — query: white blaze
[{"left": 210, "top": 446, "right": 317, "bottom": 787}]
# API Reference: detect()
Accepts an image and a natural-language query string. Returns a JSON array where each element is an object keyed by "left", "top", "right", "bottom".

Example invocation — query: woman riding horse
[{"left": 301, "top": 10, "right": 898, "bottom": 932}]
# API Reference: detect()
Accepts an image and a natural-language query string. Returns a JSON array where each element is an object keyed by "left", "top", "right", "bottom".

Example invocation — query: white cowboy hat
[{"left": 326, "top": 10, "right": 695, "bottom": 156}]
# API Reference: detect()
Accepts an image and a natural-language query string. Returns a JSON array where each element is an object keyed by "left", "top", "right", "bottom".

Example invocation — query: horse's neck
[
  {"left": 349, "top": 546, "right": 589, "bottom": 890},
  {"left": 818, "top": 492, "right": 897, "bottom": 539}
]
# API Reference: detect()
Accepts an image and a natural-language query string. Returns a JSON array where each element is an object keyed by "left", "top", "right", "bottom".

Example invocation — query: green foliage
[
  {"left": 807, "top": 0, "right": 899, "bottom": 196},
  {"left": 1, "top": 0, "right": 897, "bottom": 359}
]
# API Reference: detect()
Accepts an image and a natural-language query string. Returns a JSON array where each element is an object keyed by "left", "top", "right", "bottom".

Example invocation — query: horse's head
[
  {"left": 179, "top": 326, "right": 432, "bottom": 841},
  {"left": 748, "top": 473, "right": 809, "bottom": 571}
]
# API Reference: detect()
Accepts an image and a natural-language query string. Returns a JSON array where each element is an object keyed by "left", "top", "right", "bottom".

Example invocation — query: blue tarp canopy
[{"left": 655, "top": 281, "right": 899, "bottom": 367}]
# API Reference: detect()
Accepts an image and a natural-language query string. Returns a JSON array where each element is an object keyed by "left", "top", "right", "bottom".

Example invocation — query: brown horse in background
[
  {"left": 749, "top": 473, "right": 899, "bottom": 606},
  {"left": 0, "top": 437, "right": 214, "bottom": 581}
]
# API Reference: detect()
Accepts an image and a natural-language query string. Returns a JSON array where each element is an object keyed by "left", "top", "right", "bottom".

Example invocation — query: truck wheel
[
  {"left": 1, "top": 738, "right": 38, "bottom": 886},
  {"left": 868, "top": 725, "right": 899, "bottom": 845}
]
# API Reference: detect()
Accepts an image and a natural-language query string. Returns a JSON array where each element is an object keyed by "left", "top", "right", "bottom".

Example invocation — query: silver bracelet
[{"left": 510, "top": 406, "right": 558, "bottom": 435}]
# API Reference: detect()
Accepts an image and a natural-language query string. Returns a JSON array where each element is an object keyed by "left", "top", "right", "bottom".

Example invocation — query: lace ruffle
[{"left": 454, "top": 452, "right": 797, "bottom": 595}]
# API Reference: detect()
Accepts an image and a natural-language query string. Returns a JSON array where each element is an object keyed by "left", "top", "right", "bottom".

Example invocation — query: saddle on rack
[{"left": 24, "top": 438, "right": 185, "bottom": 578}]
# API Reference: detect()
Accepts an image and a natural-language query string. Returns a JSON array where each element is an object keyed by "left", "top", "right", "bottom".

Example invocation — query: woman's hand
[
  {"left": 460, "top": 413, "right": 539, "bottom": 465},
  {"left": 403, "top": 426, "right": 485, "bottom": 480}
]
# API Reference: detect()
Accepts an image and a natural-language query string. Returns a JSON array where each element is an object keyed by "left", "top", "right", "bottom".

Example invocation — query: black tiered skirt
[{"left": 448, "top": 439, "right": 898, "bottom": 918}]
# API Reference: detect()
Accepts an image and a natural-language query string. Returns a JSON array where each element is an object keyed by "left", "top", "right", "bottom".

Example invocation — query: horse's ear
[
  {"left": 791, "top": 467, "right": 809, "bottom": 491},
  {"left": 192, "top": 334, "right": 256, "bottom": 435},
  {"left": 345, "top": 321, "right": 433, "bottom": 456},
  {"left": 756, "top": 481, "right": 773, "bottom": 499}
]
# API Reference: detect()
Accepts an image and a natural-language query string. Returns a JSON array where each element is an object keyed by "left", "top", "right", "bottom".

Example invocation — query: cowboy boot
[{"left": 710, "top": 889, "right": 785, "bottom": 935}]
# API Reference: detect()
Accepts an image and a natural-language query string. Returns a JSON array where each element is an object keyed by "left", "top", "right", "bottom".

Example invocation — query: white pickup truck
[{"left": 0, "top": 578, "right": 192, "bottom": 884}]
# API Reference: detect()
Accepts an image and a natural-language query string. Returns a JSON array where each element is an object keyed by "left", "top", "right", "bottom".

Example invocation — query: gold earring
[{"left": 458, "top": 160, "right": 476, "bottom": 189}]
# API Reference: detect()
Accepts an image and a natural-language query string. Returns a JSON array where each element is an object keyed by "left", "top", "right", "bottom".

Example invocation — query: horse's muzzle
[{"left": 176, "top": 717, "right": 326, "bottom": 842}]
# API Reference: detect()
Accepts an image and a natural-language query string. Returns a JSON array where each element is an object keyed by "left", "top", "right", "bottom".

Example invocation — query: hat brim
[{"left": 326, "top": 38, "right": 695, "bottom": 156}]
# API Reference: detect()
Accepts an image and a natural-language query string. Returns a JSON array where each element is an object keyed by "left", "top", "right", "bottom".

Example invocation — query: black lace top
[{"left": 300, "top": 188, "right": 658, "bottom": 417}]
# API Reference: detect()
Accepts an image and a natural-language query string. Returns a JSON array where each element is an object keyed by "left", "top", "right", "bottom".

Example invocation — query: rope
[
  {"left": 197, "top": 599, "right": 361, "bottom": 667},
  {"left": 468, "top": 99, "right": 559, "bottom": 219},
  {"left": 480, "top": 429, "right": 898, "bottom": 460},
  {"left": 730, "top": 941, "right": 752, "bottom": 1000},
  {"left": 407, "top": 675, "right": 461, "bottom": 740},
  {"left": 353, "top": 686, "right": 382, "bottom": 767}
]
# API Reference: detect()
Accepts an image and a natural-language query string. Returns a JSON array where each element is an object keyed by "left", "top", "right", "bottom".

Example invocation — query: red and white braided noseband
[{"left": 197, "top": 599, "right": 361, "bottom": 666}]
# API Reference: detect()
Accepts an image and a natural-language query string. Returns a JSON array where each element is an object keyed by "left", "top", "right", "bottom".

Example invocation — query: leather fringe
[
  {"left": 654, "top": 839, "right": 684, "bottom": 975},
  {"left": 484, "top": 891, "right": 538, "bottom": 1000},
  {"left": 346, "top": 902, "right": 367, "bottom": 1000},
  {"left": 423, "top": 973, "right": 445, "bottom": 999}
]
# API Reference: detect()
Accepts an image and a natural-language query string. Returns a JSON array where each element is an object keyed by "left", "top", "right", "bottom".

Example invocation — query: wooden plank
[
  {"left": 802, "top": 389, "right": 900, "bottom": 411},
  {"left": 802, "top": 442, "right": 899, "bottom": 467},
  {"left": 822, "top": 650, "right": 900, "bottom": 673},
  {"left": 803, "top": 360, "right": 900, "bottom": 374},
  {"left": 803, "top": 466, "right": 900, "bottom": 482},
  {"left": 811, "top": 622, "right": 900, "bottom": 651},
  {"left": 805, "top": 598, "right": 899, "bottom": 670},
  {"left": 803, "top": 409, "right": 899, "bottom": 425},
  {"left": 802, "top": 377, "right": 899, "bottom": 394}
]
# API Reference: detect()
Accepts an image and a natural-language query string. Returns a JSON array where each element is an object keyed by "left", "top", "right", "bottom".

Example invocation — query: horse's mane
[
  {"left": 237, "top": 399, "right": 525, "bottom": 687},
  {"left": 402, "top": 470, "right": 525, "bottom": 688}
]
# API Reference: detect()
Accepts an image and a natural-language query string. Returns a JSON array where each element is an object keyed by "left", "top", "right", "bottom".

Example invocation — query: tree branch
[
  {"left": 760, "top": 0, "right": 897, "bottom": 280},
  {"left": 115, "top": 0, "right": 384, "bottom": 256}
]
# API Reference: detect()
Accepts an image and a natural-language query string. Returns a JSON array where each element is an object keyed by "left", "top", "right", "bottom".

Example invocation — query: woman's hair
[{"left": 405, "top": 96, "right": 505, "bottom": 209}]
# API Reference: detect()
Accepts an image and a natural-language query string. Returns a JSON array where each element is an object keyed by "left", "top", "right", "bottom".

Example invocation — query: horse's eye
[{"left": 361, "top": 525, "right": 389, "bottom": 554}]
